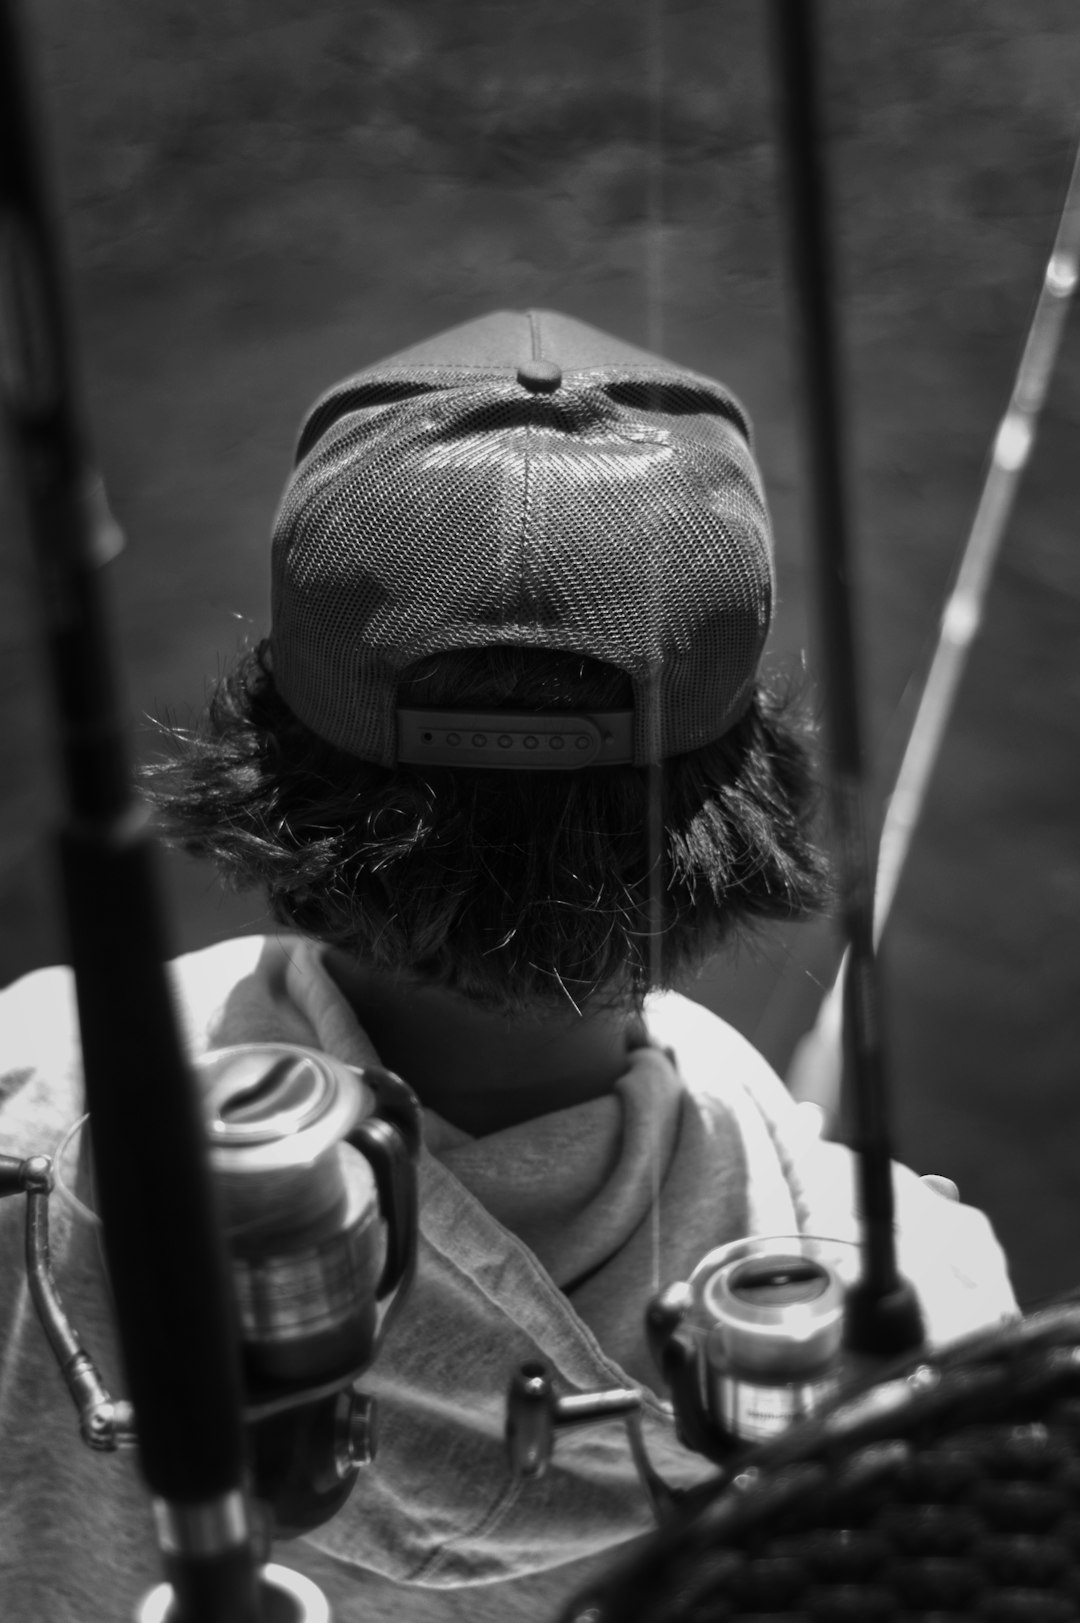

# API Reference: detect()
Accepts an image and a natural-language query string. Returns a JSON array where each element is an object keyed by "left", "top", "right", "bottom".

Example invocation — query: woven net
[{"left": 561, "top": 1295, "right": 1080, "bottom": 1623}]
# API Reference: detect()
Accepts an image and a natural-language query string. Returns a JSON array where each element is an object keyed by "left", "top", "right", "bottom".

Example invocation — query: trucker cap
[{"left": 269, "top": 308, "right": 774, "bottom": 769}]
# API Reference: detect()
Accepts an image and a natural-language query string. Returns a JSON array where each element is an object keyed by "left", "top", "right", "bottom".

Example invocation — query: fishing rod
[
  {"left": 508, "top": 0, "right": 932, "bottom": 1509},
  {"left": 548, "top": 11, "right": 1080, "bottom": 1620},
  {"left": 0, "top": 4, "right": 421, "bottom": 1619},
  {"left": 787, "top": 124, "right": 1080, "bottom": 1134},
  {"left": 0, "top": 2, "right": 264, "bottom": 1617},
  {"left": 766, "top": 0, "right": 925, "bottom": 1358}
]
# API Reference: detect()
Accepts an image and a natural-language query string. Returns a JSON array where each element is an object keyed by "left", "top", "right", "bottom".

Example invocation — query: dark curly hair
[{"left": 142, "top": 640, "right": 829, "bottom": 1014}]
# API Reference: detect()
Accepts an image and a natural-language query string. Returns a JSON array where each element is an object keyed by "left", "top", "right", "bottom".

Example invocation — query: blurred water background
[{"left": 1, "top": 0, "right": 1078, "bottom": 1307}]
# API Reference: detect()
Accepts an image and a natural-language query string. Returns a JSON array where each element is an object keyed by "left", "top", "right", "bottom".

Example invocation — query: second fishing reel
[
  {"left": 646, "top": 1233, "right": 867, "bottom": 1462},
  {"left": 507, "top": 1233, "right": 885, "bottom": 1520}
]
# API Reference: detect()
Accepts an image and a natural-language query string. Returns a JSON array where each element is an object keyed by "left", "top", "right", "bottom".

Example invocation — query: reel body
[
  {"left": 506, "top": 1234, "right": 875, "bottom": 1521},
  {"left": 6, "top": 1041, "right": 421, "bottom": 1540},
  {"left": 647, "top": 1235, "right": 866, "bottom": 1462},
  {"left": 197, "top": 1043, "right": 421, "bottom": 1535},
  {"left": 196, "top": 1044, "right": 419, "bottom": 1414}
]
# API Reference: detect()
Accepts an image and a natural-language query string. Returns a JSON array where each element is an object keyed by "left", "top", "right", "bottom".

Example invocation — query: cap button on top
[{"left": 516, "top": 359, "right": 562, "bottom": 394}]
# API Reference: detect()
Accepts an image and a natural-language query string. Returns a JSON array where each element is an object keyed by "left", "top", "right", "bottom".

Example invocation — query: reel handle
[{"left": 505, "top": 1362, "right": 680, "bottom": 1524}]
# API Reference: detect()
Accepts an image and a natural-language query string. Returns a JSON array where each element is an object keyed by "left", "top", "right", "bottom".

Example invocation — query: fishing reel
[
  {"left": 507, "top": 1233, "right": 889, "bottom": 1521},
  {"left": 1, "top": 1042, "right": 420, "bottom": 1542},
  {"left": 646, "top": 1233, "right": 869, "bottom": 1461}
]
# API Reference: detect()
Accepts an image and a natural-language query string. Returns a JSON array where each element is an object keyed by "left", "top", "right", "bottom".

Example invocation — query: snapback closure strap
[{"left": 396, "top": 709, "right": 634, "bottom": 769}]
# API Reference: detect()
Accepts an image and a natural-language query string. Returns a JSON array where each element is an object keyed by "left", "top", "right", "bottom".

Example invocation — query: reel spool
[
  {"left": 21, "top": 1042, "right": 421, "bottom": 1538},
  {"left": 647, "top": 1236, "right": 863, "bottom": 1460},
  {"left": 196, "top": 1043, "right": 421, "bottom": 1535},
  {"left": 196, "top": 1043, "right": 418, "bottom": 1408},
  {"left": 200, "top": 1044, "right": 421, "bottom": 1534}
]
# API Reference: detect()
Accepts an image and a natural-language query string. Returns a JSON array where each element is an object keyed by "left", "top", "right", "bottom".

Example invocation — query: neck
[{"left": 324, "top": 954, "right": 646, "bottom": 1135}]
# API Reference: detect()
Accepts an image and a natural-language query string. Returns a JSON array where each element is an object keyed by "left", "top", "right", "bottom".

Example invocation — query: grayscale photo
[{"left": 1, "top": 3, "right": 1078, "bottom": 1619}]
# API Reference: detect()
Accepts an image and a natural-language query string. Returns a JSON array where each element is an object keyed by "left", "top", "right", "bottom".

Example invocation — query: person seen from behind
[{"left": 0, "top": 309, "right": 1018, "bottom": 1623}]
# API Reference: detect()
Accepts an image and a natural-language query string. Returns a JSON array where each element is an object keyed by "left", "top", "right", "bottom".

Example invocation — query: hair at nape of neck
[{"left": 142, "top": 641, "right": 830, "bottom": 1017}]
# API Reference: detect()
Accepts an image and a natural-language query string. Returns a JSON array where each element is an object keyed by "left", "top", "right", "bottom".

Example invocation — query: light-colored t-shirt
[{"left": 0, "top": 935, "right": 1018, "bottom": 1622}]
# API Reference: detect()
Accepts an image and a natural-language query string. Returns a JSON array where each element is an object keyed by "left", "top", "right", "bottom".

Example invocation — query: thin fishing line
[
  {"left": 645, "top": 0, "right": 665, "bottom": 359},
  {"left": 787, "top": 130, "right": 1080, "bottom": 1122},
  {"left": 645, "top": 0, "right": 666, "bottom": 1299}
]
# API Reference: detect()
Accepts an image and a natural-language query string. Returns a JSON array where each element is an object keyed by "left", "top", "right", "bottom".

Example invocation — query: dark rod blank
[
  {"left": 768, "top": 0, "right": 924, "bottom": 1356},
  {"left": 0, "top": 0, "right": 261, "bottom": 1613}
]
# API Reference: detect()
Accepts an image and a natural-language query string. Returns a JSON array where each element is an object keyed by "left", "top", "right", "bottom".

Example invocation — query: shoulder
[
  {"left": 643, "top": 989, "right": 806, "bottom": 1130},
  {"left": 0, "top": 934, "right": 300, "bottom": 1147},
  {"left": 165, "top": 933, "right": 276, "bottom": 1051},
  {"left": 644, "top": 991, "right": 817, "bottom": 1236},
  {"left": 0, "top": 962, "right": 83, "bottom": 1155},
  {"left": 643, "top": 992, "right": 1019, "bottom": 1342},
  {"left": 798, "top": 1138, "right": 1020, "bottom": 1345}
]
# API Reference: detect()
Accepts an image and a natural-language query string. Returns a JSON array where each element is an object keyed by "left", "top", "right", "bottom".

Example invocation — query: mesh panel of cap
[{"left": 270, "top": 312, "right": 775, "bottom": 767}]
